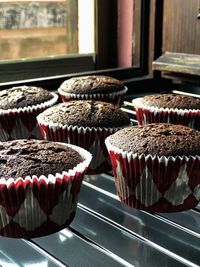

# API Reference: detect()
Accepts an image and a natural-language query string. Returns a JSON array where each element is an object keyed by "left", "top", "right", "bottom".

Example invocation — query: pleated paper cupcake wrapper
[
  {"left": 37, "top": 116, "right": 120, "bottom": 174},
  {"left": 105, "top": 137, "right": 200, "bottom": 212},
  {"left": 0, "top": 143, "right": 92, "bottom": 238},
  {"left": 58, "top": 86, "right": 128, "bottom": 106},
  {"left": 132, "top": 98, "right": 200, "bottom": 130},
  {"left": 0, "top": 92, "right": 58, "bottom": 141}
]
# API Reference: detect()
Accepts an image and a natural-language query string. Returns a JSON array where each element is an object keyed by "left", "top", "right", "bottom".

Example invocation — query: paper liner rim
[
  {"left": 37, "top": 115, "right": 128, "bottom": 132},
  {"left": 58, "top": 86, "right": 128, "bottom": 97}
]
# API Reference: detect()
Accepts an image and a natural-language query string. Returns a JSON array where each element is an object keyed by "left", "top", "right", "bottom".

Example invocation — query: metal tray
[{"left": 0, "top": 90, "right": 199, "bottom": 267}]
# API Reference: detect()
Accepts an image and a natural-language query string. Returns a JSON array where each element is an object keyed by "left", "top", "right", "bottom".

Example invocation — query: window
[
  {"left": 0, "top": 0, "right": 95, "bottom": 59},
  {"left": 0, "top": 0, "right": 153, "bottom": 84}
]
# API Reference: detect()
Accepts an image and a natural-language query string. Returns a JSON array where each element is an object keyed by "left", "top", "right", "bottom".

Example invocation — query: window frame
[
  {"left": 0, "top": 0, "right": 164, "bottom": 93},
  {"left": 95, "top": 0, "right": 151, "bottom": 75}
]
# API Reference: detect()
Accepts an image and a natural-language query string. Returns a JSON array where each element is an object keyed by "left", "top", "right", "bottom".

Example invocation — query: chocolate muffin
[
  {"left": 37, "top": 100, "right": 130, "bottom": 128},
  {"left": 37, "top": 100, "right": 130, "bottom": 174},
  {"left": 108, "top": 123, "right": 200, "bottom": 157},
  {"left": 0, "top": 85, "right": 58, "bottom": 140},
  {"left": 58, "top": 75, "right": 128, "bottom": 106},
  {"left": 0, "top": 139, "right": 82, "bottom": 179},
  {"left": 132, "top": 93, "right": 200, "bottom": 130},
  {"left": 0, "top": 139, "right": 91, "bottom": 238},
  {"left": 59, "top": 75, "right": 124, "bottom": 94},
  {"left": 105, "top": 123, "right": 200, "bottom": 212},
  {"left": 0, "top": 86, "right": 54, "bottom": 109},
  {"left": 137, "top": 93, "right": 200, "bottom": 110}
]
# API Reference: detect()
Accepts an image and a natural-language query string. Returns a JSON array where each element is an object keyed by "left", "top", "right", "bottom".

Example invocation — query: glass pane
[{"left": 0, "top": 0, "right": 95, "bottom": 60}]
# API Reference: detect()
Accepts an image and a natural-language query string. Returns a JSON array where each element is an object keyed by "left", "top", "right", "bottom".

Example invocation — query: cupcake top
[
  {"left": 133, "top": 93, "right": 200, "bottom": 110},
  {"left": 37, "top": 100, "right": 130, "bottom": 128},
  {"left": 107, "top": 123, "right": 200, "bottom": 157},
  {"left": 0, "top": 139, "right": 82, "bottom": 180},
  {"left": 59, "top": 75, "right": 125, "bottom": 94},
  {"left": 0, "top": 86, "right": 54, "bottom": 109}
]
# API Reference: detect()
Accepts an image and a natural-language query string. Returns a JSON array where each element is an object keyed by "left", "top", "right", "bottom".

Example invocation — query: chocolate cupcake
[
  {"left": 132, "top": 93, "right": 200, "bottom": 130},
  {"left": 0, "top": 139, "right": 91, "bottom": 238},
  {"left": 0, "top": 85, "right": 58, "bottom": 141},
  {"left": 105, "top": 123, "right": 200, "bottom": 212},
  {"left": 37, "top": 100, "right": 130, "bottom": 174},
  {"left": 58, "top": 75, "right": 128, "bottom": 106}
]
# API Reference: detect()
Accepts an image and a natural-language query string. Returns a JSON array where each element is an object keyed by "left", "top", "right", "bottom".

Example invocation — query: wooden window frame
[{"left": 95, "top": 0, "right": 151, "bottom": 76}]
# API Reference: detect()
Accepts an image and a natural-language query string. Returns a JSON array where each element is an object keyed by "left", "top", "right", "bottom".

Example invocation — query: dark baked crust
[
  {"left": 38, "top": 100, "right": 130, "bottom": 128},
  {"left": 0, "top": 139, "right": 82, "bottom": 179},
  {"left": 136, "top": 93, "right": 200, "bottom": 110},
  {"left": 59, "top": 75, "right": 124, "bottom": 94},
  {"left": 0, "top": 86, "right": 54, "bottom": 109},
  {"left": 108, "top": 123, "right": 200, "bottom": 156}
]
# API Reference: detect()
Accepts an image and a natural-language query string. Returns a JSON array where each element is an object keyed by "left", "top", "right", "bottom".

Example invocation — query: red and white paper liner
[
  {"left": 132, "top": 97, "right": 200, "bottom": 130},
  {"left": 37, "top": 115, "right": 122, "bottom": 174},
  {"left": 58, "top": 86, "right": 128, "bottom": 106},
  {"left": 105, "top": 136, "right": 200, "bottom": 213},
  {"left": 0, "top": 143, "right": 92, "bottom": 238},
  {"left": 0, "top": 92, "right": 58, "bottom": 141}
]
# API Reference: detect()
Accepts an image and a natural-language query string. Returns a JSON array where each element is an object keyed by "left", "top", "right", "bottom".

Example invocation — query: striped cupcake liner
[
  {"left": 0, "top": 92, "right": 59, "bottom": 141},
  {"left": 105, "top": 136, "right": 200, "bottom": 212},
  {"left": 58, "top": 86, "right": 128, "bottom": 106},
  {"left": 0, "top": 143, "right": 92, "bottom": 238},
  {"left": 132, "top": 97, "right": 200, "bottom": 130}
]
